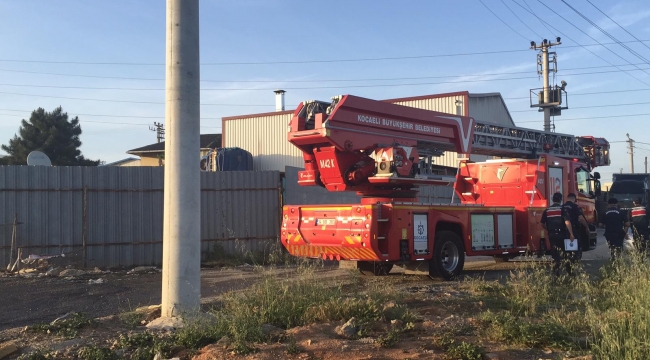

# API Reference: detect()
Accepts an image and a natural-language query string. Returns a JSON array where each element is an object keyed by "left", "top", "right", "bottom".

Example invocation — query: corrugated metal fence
[{"left": 0, "top": 166, "right": 281, "bottom": 269}]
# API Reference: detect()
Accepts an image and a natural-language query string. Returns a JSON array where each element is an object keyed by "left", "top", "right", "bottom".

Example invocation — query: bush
[
  {"left": 77, "top": 346, "right": 118, "bottom": 360},
  {"left": 584, "top": 254, "right": 650, "bottom": 360},
  {"left": 16, "top": 351, "right": 56, "bottom": 360},
  {"left": 28, "top": 312, "right": 94, "bottom": 339},
  {"left": 431, "top": 331, "right": 484, "bottom": 360},
  {"left": 376, "top": 328, "right": 401, "bottom": 348},
  {"left": 477, "top": 310, "right": 574, "bottom": 349},
  {"left": 445, "top": 341, "right": 485, "bottom": 360},
  {"left": 118, "top": 311, "right": 146, "bottom": 329},
  {"left": 465, "top": 252, "right": 650, "bottom": 359}
]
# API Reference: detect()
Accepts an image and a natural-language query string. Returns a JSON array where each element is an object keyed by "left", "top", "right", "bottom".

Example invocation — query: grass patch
[
  {"left": 376, "top": 328, "right": 401, "bottom": 348},
  {"left": 464, "top": 252, "right": 650, "bottom": 359},
  {"left": 202, "top": 242, "right": 302, "bottom": 267},
  {"left": 118, "top": 311, "right": 146, "bottom": 329},
  {"left": 16, "top": 351, "right": 56, "bottom": 360},
  {"left": 77, "top": 346, "right": 119, "bottom": 360},
  {"left": 444, "top": 341, "right": 485, "bottom": 360},
  {"left": 28, "top": 312, "right": 94, "bottom": 339},
  {"left": 432, "top": 331, "right": 484, "bottom": 360},
  {"left": 285, "top": 335, "right": 302, "bottom": 355},
  {"left": 477, "top": 310, "right": 574, "bottom": 349},
  {"left": 107, "top": 266, "right": 406, "bottom": 355}
]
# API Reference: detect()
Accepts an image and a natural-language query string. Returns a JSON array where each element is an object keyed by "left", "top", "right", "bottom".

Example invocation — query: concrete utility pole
[
  {"left": 627, "top": 133, "right": 635, "bottom": 173},
  {"left": 531, "top": 38, "right": 561, "bottom": 132},
  {"left": 161, "top": 0, "right": 201, "bottom": 318}
]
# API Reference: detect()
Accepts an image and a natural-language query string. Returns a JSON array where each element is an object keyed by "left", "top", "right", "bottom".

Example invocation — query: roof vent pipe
[{"left": 274, "top": 89, "right": 286, "bottom": 111}]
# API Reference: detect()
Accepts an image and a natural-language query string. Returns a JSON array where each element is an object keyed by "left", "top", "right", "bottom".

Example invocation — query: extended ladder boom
[{"left": 288, "top": 94, "right": 609, "bottom": 197}]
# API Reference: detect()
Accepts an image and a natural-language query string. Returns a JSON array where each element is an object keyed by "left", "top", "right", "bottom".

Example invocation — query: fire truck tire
[
  {"left": 429, "top": 231, "right": 465, "bottom": 280},
  {"left": 358, "top": 262, "right": 393, "bottom": 276}
]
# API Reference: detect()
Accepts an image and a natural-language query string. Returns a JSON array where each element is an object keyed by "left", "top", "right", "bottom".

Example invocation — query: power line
[
  {"left": 510, "top": 100, "right": 650, "bottom": 113},
  {"left": 0, "top": 108, "right": 223, "bottom": 121},
  {"left": 503, "top": 88, "right": 650, "bottom": 99},
  {"left": 499, "top": 0, "right": 543, "bottom": 38},
  {"left": 0, "top": 91, "right": 270, "bottom": 107},
  {"left": 1, "top": 67, "right": 650, "bottom": 93},
  {"left": 2, "top": 63, "right": 650, "bottom": 84},
  {"left": 534, "top": 0, "right": 650, "bottom": 79},
  {"left": 1, "top": 83, "right": 650, "bottom": 109},
  {"left": 478, "top": 0, "right": 530, "bottom": 40},
  {"left": 585, "top": 0, "right": 650, "bottom": 52},
  {"left": 560, "top": 0, "right": 650, "bottom": 66},
  {"left": 518, "top": 112, "right": 650, "bottom": 123},
  {"left": 0, "top": 50, "right": 528, "bottom": 66},
  {"left": 0, "top": 112, "right": 222, "bottom": 129},
  {"left": 1, "top": 39, "right": 650, "bottom": 67},
  {"left": 522, "top": 0, "right": 554, "bottom": 34},
  {"left": 512, "top": 0, "right": 650, "bottom": 87}
]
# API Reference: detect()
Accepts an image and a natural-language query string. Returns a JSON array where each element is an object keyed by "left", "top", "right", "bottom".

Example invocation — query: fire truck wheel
[
  {"left": 358, "top": 262, "right": 393, "bottom": 276},
  {"left": 429, "top": 231, "right": 465, "bottom": 281}
]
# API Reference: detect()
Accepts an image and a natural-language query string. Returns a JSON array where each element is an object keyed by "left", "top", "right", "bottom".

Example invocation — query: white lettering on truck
[{"left": 357, "top": 114, "right": 441, "bottom": 134}]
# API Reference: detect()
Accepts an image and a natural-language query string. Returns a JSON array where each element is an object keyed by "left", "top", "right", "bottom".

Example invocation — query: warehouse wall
[
  {"left": 468, "top": 94, "right": 515, "bottom": 126},
  {"left": 223, "top": 112, "right": 303, "bottom": 171}
]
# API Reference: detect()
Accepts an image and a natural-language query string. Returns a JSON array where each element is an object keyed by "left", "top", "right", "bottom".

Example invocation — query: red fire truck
[{"left": 281, "top": 95, "right": 609, "bottom": 279}]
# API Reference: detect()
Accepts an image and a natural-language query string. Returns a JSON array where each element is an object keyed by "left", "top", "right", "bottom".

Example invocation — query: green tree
[{"left": 0, "top": 107, "right": 99, "bottom": 166}]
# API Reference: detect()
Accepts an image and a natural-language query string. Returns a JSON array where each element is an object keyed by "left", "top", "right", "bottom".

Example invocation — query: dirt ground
[
  {"left": 0, "top": 266, "right": 353, "bottom": 331},
  {"left": 0, "top": 233, "right": 611, "bottom": 359}
]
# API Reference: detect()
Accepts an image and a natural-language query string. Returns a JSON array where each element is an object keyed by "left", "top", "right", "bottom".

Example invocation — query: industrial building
[
  {"left": 222, "top": 91, "right": 516, "bottom": 173},
  {"left": 126, "top": 134, "right": 222, "bottom": 166}
]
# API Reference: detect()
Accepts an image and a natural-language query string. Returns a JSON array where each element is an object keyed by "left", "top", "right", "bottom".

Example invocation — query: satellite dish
[{"left": 27, "top": 151, "right": 52, "bottom": 166}]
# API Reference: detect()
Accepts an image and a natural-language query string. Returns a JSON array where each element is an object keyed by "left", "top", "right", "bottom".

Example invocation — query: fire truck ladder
[{"left": 471, "top": 122, "right": 587, "bottom": 161}]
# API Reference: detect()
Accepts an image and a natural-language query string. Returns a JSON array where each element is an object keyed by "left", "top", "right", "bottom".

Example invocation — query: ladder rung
[
  {"left": 377, "top": 236, "right": 386, "bottom": 240},
  {"left": 377, "top": 218, "right": 389, "bottom": 222}
]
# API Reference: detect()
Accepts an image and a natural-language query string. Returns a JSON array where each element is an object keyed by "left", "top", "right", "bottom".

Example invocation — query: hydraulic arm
[{"left": 288, "top": 94, "right": 609, "bottom": 198}]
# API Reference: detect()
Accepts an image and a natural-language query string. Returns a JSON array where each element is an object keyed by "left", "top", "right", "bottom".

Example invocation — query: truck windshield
[
  {"left": 610, "top": 180, "right": 644, "bottom": 194},
  {"left": 576, "top": 168, "right": 591, "bottom": 195}
]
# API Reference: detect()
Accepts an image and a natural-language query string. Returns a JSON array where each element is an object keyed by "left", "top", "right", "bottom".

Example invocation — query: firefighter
[
  {"left": 563, "top": 193, "right": 589, "bottom": 259},
  {"left": 541, "top": 192, "right": 576, "bottom": 276},
  {"left": 604, "top": 198, "right": 630, "bottom": 260},
  {"left": 630, "top": 197, "right": 649, "bottom": 253}
]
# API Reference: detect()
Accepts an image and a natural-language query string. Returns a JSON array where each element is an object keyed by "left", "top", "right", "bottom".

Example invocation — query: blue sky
[{"left": 0, "top": 0, "right": 649, "bottom": 183}]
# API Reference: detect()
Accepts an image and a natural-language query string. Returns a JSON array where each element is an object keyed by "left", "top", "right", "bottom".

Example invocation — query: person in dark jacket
[
  {"left": 604, "top": 198, "right": 630, "bottom": 259},
  {"left": 563, "top": 193, "right": 589, "bottom": 262},
  {"left": 630, "top": 197, "right": 649, "bottom": 253},
  {"left": 541, "top": 192, "right": 576, "bottom": 276}
]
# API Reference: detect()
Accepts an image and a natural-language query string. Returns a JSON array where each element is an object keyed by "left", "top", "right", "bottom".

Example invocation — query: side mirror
[
  {"left": 594, "top": 180, "right": 602, "bottom": 197},
  {"left": 594, "top": 172, "right": 601, "bottom": 180}
]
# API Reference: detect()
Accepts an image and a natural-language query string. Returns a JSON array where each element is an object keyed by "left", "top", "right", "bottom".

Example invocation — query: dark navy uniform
[
  {"left": 541, "top": 202, "right": 573, "bottom": 275},
  {"left": 563, "top": 201, "right": 584, "bottom": 260},
  {"left": 604, "top": 207, "right": 627, "bottom": 257},
  {"left": 630, "top": 204, "right": 649, "bottom": 251}
]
